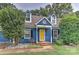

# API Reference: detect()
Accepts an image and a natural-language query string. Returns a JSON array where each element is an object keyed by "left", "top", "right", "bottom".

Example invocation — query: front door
[{"left": 39, "top": 29, "right": 45, "bottom": 41}]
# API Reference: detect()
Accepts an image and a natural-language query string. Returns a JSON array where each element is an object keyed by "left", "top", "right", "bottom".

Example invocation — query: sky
[{"left": 13, "top": 3, "right": 79, "bottom": 12}]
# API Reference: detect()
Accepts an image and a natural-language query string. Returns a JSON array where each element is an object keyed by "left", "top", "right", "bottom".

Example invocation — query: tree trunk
[{"left": 12, "top": 37, "right": 19, "bottom": 46}]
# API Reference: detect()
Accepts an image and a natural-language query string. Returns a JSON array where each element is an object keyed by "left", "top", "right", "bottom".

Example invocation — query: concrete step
[{"left": 38, "top": 41, "right": 51, "bottom": 46}]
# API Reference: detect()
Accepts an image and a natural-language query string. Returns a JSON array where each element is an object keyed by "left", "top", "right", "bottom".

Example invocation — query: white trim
[
  {"left": 37, "top": 25, "right": 52, "bottom": 28},
  {"left": 24, "top": 28, "right": 31, "bottom": 39},
  {"left": 35, "top": 17, "right": 52, "bottom": 26},
  {"left": 24, "top": 35, "right": 31, "bottom": 39},
  {"left": 36, "top": 27, "right": 38, "bottom": 43},
  {"left": 51, "top": 15, "right": 57, "bottom": 25},
  {"left": 54, "top": 18, "right": 57, "bottom": 25},
  {"left": 53, "top": 29, "right": 58, "bottom": 39},
  {"left": 25, "top": 13, "right": 32, "bottom": 23}
]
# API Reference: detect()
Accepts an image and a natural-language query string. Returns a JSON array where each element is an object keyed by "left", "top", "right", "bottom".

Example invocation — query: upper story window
[
  {"left": 25, "top": 12, "right": 32, "bottom": 23},
  {"left": 52, "top": 14, "right": 57, "bottom": 25},
  {"left": 48, "top": 14, "right": 57, "bottom": 25},
  {"left": 52, "top": 15, "right": 57, "bottom": 25}
]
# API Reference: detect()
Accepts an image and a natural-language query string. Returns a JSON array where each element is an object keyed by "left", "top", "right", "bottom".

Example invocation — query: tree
[
  {"left": 75, "top": 11, "right": 79, "bottom": 17},
  {"left": 0, "top": 6, "right": 25, "bottom": 45},
  {"left": 30, "top": 3, "right": 73, "bottom": 17},
  {"left": 0, "top": 3, "right": 16, "bottom": 9},
  {"left": 31, "top": 9, "right": 40, "bottom": 16},
  {"left": 59, "top": 13, "right": 79, "bottom": 45},
  {"left": 39, "top": 7, "right": 49, "bottom": 16},
  {"left": 48, "top": 3, "right": 73, "bottom": 18}
]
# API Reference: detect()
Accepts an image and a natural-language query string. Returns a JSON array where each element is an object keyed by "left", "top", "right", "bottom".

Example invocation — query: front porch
[{"left": 36, "top": 26, "right": 52, "bottom": 43}]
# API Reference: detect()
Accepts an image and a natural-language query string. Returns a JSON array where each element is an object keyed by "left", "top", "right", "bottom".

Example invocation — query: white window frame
[
  {"left": 25, "top": 13, "right": 32, "bottom": 23},
  {"left": 24, "top": 28, "right": 31, "bottom": 39},
  {"left": 51, "top": 15, "right": 57, "bottom": 25},
  {"left": 53, "top": 30, "right": 58, "bottom": 39}
]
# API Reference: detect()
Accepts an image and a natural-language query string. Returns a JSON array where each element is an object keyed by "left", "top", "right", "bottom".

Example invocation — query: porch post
[
  {"left": 51, "top": 27, "right": 52, "bottom": 43},
  {"left": 36, "top": 26, "right": 38, "bottom": 43}
]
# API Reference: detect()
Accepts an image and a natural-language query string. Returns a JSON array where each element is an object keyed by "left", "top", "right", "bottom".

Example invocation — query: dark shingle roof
[
  {"left": 25, "top": 15, "right": 43, "bottom": 28},
  {"left": 25, "top": 15, "right": 60, "bottom": 29}
]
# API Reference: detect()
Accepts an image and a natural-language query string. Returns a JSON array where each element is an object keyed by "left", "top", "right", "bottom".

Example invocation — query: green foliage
[
  {"left": 31, "top": 9, "right": 40, "bottom": 16},
  {"left": 55, "top": 39, "right": 63, "bottom": 46},
  {"left": 30, "top": 3, "right": 73, "bottom": 17},
  {"left": 60, "top": 13, "right": 79, "bottom": 45},
  {"left": 0, "top": 3, "right": 16, "bottom": 10},
  {"left": 39, "top": 7, "right": 49, "bottom": 16},
  {"left": 75, "top": 11, "right": 79, "bottom": 17},
  {"left": 0, "top": 6, "right": 25, "bottom": 45},
  {"left": 50, "top": 3, "right": 73, "bottom": 17}
]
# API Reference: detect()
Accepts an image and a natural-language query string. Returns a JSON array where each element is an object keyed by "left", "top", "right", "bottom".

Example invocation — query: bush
[
  {"left": 55, "top": 39, "right": 63, "bottom": 46},
  {"left": 59, "top": 13, "right": 79, "bottom": 45}
]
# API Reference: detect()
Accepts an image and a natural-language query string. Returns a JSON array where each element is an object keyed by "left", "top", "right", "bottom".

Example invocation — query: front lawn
[{"left": 5, "top": 44, "right": 79, "bottom": 55}]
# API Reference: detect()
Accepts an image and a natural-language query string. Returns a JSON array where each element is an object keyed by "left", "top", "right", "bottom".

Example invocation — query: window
[
  {"left": 53, "top": 30, "right": 58, "bottom": 39},
  {"left": 25, "top": 13, "right": 31, "bottom": 22},
  {"left": 52, "top": 19, "right": 56, "bottom": 24},
  {"left": 42, "top": 20, "right": 47, "bottom": 24},
  {"left": 24, "top": 29, "right": 31, "bottom": 39},
  {"left": 52, "top": 15, "right": 57, "bottom": 24}
]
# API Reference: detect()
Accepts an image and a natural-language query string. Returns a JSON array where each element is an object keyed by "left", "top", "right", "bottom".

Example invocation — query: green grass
[{"left": 4, "top": 44, "right": 79, "bottom": 55}]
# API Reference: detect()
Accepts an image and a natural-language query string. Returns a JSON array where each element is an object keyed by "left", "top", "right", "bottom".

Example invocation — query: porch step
[{"left": 38, "top": 41, "right": 51, "bottom": 46}]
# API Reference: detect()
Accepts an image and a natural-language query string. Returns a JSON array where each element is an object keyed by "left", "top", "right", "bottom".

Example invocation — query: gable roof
[
  {"left": 35, "top": 17, "right": 52, "bottom": 26},
  {"left": 25, "top": 15, "right": 60, "bottom": 29}
]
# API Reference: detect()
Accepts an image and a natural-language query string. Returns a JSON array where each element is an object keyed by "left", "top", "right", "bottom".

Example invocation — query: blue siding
[
  {"left": 0, "top": 28, "right": 53, "bottom": 43},
  {"left": 45, "top": 28, "right": 51, "bottom": 42},
  {"left": 0, "top": 28, "right": 37, "bottom": 43},
  {"left": 31, "top": 28, "right": 36, "bottom": 42},
  {"left": 37, "top": 18, "right": 51, "bottom": 25},
  {"left": 19, "top": 37, "right": 32, "bottom": 43},
  {"left": 0, "top": 32, "right": 9, "bottom": 43},
  {"left": 19, "top": 28, "right": 36, "bottom": 43}
]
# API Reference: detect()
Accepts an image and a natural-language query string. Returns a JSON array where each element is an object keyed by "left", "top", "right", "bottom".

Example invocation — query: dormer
[
  {"left": 48, "top": 14, "right": 57, "bottom": 25},
  {"left": 25, "top": 11, "right": 32, "bottom": 23}
]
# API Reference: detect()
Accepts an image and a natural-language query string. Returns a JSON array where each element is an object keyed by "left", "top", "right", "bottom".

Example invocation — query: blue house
[
  {"left": 19, "top": 12, "right": 59, "bottom": 43},
  {"left": 0, "top": 12, "right": 59, "bottom": 43}
]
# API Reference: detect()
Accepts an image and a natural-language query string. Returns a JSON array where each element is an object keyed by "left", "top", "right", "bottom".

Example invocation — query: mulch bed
[{"left": 0, "top": 45, "right": 54, "bottom": 54}]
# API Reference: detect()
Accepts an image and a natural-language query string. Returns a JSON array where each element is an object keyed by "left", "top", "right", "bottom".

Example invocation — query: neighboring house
[{"left": 0, "top": 12, "right": 59, "bottom": 43}]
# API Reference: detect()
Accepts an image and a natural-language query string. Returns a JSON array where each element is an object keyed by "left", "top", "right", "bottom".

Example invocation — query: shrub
[
  {"left": 59, "top": 13, "right": 79, "bottom": 45},
  {"left": 55, "top": 39, "right": 63, "bottom": 46}
]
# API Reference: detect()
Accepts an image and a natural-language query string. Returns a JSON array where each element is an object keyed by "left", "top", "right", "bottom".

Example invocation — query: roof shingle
[{"left": 25, "top": 15, "right": 43, "bottom": 28}]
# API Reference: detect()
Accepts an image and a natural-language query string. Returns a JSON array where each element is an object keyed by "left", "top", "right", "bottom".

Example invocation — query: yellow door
[{"left": 39, "top": 29, "right": 45, "bottom": 41}]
